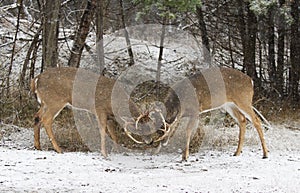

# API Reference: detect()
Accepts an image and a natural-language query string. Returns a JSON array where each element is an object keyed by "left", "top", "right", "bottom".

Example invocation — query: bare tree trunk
[
  {"left": 18, "top": 28, "right": 41, "bottom": 106},
  {"left": 42, "top": 0, "right": 60, "bottom": 69},
  {"left": 267, "top": 5, "right": 276, "bottom": 92},
  {"left": 30, "top": 41, "right": 40, "bottom": 79},
  {"left": 258, "top": 37, "right": 264, "bottom": 81},
  {"left": 19, "top": 26, "right": 42, "bottom": 88},
  {"left": 96, "top": 0, "right": 105, "bottom": 74},
  {"left": 119, "top": 0, "right": 134, "bottom": 66},
  {"left": 68, "top": 0, "right": 96, "bottom": 68},
  {"left": 196, "top": 5, "right": 211, "bottom": 64},
  {"left": 228, "top": 28, "right": 235, "bottom": 68},
  {"left": 276, "top": 0, "right": 285, "bottom": 97},
  {"left": 156, "top": 21, "right": 166, "bottom": 97},
  {"left": 290, "top": 0, "right": 300, "bottom": 101},
  {"left": 236, "top": 0, "right": 259, "bottom": 87},
  {"left": 5, "top": 0, "right": 22, "bottom": 96}
]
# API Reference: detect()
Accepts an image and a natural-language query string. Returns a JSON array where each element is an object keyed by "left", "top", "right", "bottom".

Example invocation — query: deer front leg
[
  {"left": 34, "top": 113, "right": 41, "bottom": 150},
  {"left": 106, "top": 119, "right": 120, "bottom": 153},
  {"left": 98, "top": 113, "right": 108, "bottom": 158},
  {"left": 182, "top": 128, "right": 192, "bottom": 161},
  {"left": 182, "top": 118, "right": 197, "bottom": 161}
]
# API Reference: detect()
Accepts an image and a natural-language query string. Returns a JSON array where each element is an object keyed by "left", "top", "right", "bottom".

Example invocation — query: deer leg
[
  {"left": 182, "top": 117, "right": 197, "bottom": 161},
  {"left": 97, "top": 113, "right": 108, "bottom": 158},
  {"left": 106, "top": 119, "right": 120, "bottom": 152},
  {"left": 251, "top": 112, "right": 268, "bottom": 158},
  {"left": 151, "top": 142, "right": 162, "bottom": 155},
  {"left": 237, "top": 105, "right": 268, "bottom": 159},
  {"left": 34, "top": 111, "right": 42, "bottom": 150},
  {"left": 43, "top": 117, "right": 62, "bottom": 153},
  {"left": 161, "top": 122, "right": 177, "bottom": 146},
  {"left": 34, "top": 107, "right": 45, "bottom": 150},
  {"left": 230, "top": 107, "right": 247, "bottom": 156},
  {"left": 182, "top": 128, "right": 192, "bottom": 161},
  {"left": 37, "top": 104, "right": 65, "bottom": 153}
]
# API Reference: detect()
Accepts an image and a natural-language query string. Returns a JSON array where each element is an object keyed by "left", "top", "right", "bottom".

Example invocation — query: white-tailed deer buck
[
  {"left": 31, "top": 67, "right": 143, "bottom": 157},
  {"left": 143, "top": 67, "right": 269, "bottom": 161}
]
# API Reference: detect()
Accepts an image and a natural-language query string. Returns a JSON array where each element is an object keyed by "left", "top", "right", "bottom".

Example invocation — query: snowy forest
[
  {"left": 0, "top": 0, "right": 300, "bottom": 192},
  {"left": 0, "top": 0, "right": 299, "bottom": 126}
]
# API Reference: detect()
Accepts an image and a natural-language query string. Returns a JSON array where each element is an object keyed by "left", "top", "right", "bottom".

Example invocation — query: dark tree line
[
  {"left": 0, "top": 0, "right": 299, "bottom": 124},
  {"left": 196, "top": 0, "right": 299, "bottom": 101}
]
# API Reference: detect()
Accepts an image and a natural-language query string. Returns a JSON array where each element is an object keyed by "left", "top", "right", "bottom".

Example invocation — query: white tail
[{"left": 252, "top": 106, "right": 272, "bottom": 130}]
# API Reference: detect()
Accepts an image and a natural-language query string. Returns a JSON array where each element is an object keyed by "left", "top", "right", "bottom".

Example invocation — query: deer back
[
  {"left": 32, "top": 67, "right": 76, "bottom": 108},
  {"left": 163, "top": 67, "right": 254, "bottom": 123},
  {"left": 189, "top": 67, "right": 254, "bottom": 111}
]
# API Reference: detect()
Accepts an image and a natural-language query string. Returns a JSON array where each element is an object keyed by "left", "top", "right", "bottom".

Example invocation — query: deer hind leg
[
  {"left": 235, "top": 103, "right": 268, "bottom": 159},
  {"left": 34, "top": 108, "right": 44, "bottom": 150},
  {"left": 35, "top": 103, "right": 65, "bottom": 153},
  {"left": 225, "top": 104, "right": 247, "bottom": 156},
  {"left": 43, "top": 117, "right": 62, "bottom": 153},
  {"left": 244, "top": 107, "right": 268, "bottom": 158}
]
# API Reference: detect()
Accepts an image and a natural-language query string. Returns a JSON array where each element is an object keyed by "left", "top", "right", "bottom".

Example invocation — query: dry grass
[
  {"left": 37, "top": 109, "right": 89, "bottom": 152},
  {"left": 253, "top": 97, "right": 300, "bottom": 124}
]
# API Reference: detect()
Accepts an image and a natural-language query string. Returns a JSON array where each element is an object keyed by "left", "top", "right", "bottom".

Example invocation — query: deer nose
[
  {"left": 147, "top": 139, "right": 154, "bottom": 146},
  {"left": 143, "top": 137, "right": 154, "bottom": 145}
]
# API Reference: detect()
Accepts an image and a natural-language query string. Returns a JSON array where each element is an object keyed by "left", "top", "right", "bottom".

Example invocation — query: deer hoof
[{"left": 34, "top": 144, "right": 41, "bottom": 150}]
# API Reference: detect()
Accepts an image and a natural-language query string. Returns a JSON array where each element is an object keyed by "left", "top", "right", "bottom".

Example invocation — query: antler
[
  {"left": 154, "top": 116, "right": 177, "bottom": 143},
  {"left": 121, "top": 117, "right": 145, "bottom": 144},
  {"left": 123, "top": 128, "right": 145, "bottom": 144},
  {"left": 135, "top": 112, "right": 148, "bottom": 131},
  {"left": 122, "top": 108, "right": 177, "bottom": 145},
  {"left": 148, "top": 108, "right": 177, "bottom": 143}
]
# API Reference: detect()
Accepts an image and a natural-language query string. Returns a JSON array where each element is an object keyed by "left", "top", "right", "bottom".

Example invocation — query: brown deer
[
  {"left": 31, "top": 67, "right": 142, "bottom": 157},
  {"left": 144, "top": 67, "right": 269, "bottom": 161}
]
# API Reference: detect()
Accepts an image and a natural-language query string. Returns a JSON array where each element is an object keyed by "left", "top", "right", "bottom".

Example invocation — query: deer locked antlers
[
  {"left": 122, "top": 108, "right": 176, "bottom": 145},
  {"left": 31, "top": 67, "right": 269, "bottom": 161}
]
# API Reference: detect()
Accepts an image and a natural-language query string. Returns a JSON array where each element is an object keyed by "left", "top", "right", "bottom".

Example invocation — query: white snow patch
[{"left": 0, "top": 123, "right": 299, "bottom": 192}]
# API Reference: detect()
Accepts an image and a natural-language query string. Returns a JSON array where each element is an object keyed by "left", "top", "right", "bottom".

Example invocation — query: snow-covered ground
[{"left": 0, "top": 123, "right": 299, "bottom": 192}]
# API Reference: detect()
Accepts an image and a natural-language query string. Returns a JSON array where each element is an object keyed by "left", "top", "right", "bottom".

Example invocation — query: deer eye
[{"left": 157, "top": 130, "right": 164, "bottom": 135}]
